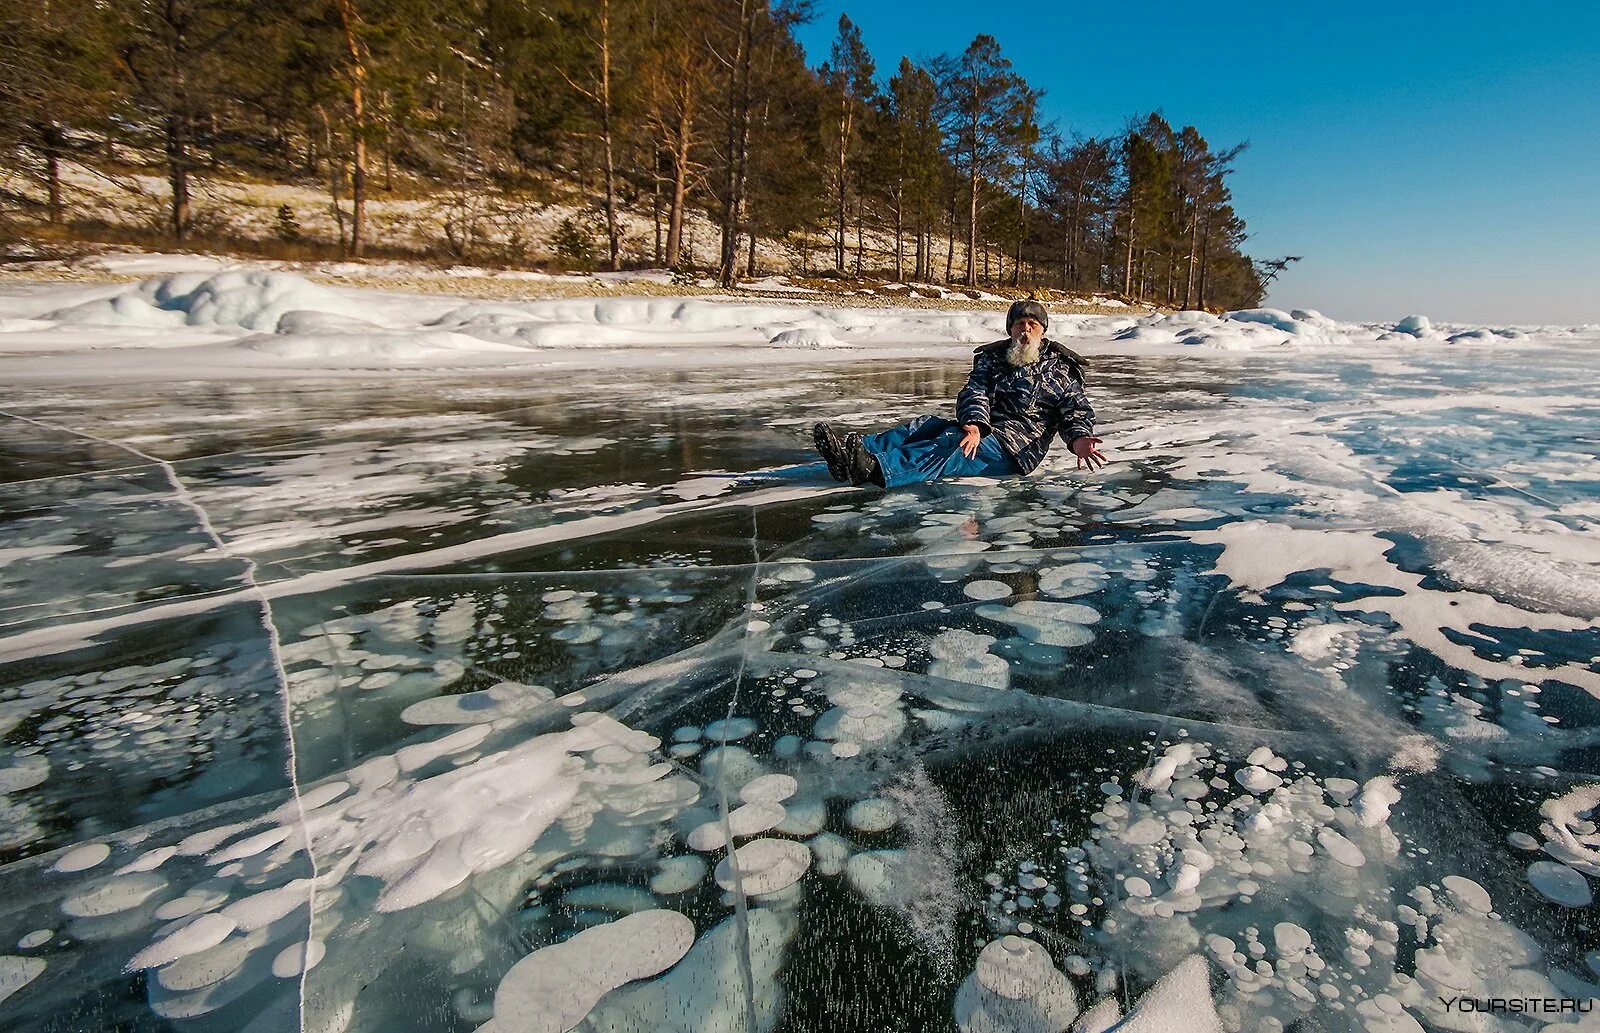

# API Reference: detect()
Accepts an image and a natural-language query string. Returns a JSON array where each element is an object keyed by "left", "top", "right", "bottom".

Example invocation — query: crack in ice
[{"left": 0, "top": 407, "right": 321, "bottom": 1032}]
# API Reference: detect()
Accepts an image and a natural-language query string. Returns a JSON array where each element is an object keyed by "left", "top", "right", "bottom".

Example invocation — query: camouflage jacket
[{"left": 954, "top": 338, "right": 1095, "bottom": 475}]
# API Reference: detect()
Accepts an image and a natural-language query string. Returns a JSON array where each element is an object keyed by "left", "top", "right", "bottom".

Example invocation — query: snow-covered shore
[{"left": 3, "top": 259, "right": 1593, "bottom": 381}]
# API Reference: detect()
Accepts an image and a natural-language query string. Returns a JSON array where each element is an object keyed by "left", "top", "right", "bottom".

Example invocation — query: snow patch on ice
[
  {"left": 955, "top": 936, "right": 1079, "bottom": 1033},
  {"left": 767, "top": 326, "right": 848, "bottom": 348}
]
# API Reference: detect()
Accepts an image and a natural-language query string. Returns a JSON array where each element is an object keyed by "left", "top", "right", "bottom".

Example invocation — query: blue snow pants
[{"left": 860, "top": 415, "right": 1019, "bottom": 488}]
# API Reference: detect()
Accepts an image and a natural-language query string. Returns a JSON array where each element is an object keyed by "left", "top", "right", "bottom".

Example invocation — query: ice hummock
[{"left": 0, "top": 268, "right": 1574, "bottom": 373}]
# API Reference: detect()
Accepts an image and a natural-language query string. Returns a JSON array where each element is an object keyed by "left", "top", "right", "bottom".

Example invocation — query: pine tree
[
  {"left": 743, "top": 24, "right": 828, "bottom": 276},
  {"left": 542, "top": 0, "right": 646, "bottom": 272},
  {"left": 818, "top": 15, "right": 874, "bottom": 276},
  {"left": 1004, "top": 89, "right": 1041, "bottom": 287},
  {"left": 639, "top": 0, "right": 714, "bottom": 270},
  {"left": 274, "top": 203, "right": 301, "bottom": 241},
  {"left": 1119, "top": 113, "right": 1177, "bottom": 301},
  {"left": 710, "top": 0, "right": 758, "bottom": 286},
  {"left": 1039, "top": 135, "right": 1116, "bottom": 291},
  {"left": 111, "top": 0, "right": 267, "bottom": 241},
  {"left": 933, "top": 35, "right": 1034, "bottom": 286},
  {"left": 875, "top": 58, "right": 941, "bottom": 281},
  {"left": 0, "top": 0, "right": 117, "bottom": 226},
  {"left": 708, "top": 0, "right": 809, "bottom": 287}
]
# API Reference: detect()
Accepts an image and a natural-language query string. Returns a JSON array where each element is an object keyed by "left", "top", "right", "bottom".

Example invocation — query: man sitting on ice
[{"left": 813, "top": 299, "right": 1107, "bottom": 487}]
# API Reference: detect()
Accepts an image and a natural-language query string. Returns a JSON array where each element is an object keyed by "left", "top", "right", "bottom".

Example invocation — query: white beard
[{"left": 1006, "top": 336, "right": 1042, "bottom": 367}]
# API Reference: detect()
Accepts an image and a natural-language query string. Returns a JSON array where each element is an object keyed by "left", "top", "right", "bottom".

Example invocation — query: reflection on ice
[{"left": 3, "top": 343, "right": 1600, "bottom": 1031}]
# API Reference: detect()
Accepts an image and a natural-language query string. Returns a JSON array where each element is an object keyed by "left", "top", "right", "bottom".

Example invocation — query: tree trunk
[
  {"left": 451, "top": 69, "right": 473, "bottom": 260},
  {"left": 1061, "top": 223, "right": 1070, "bottom": 291},
  {"left": 48, "top": 150, "right": 63, "bottom": 224},
  {"left": 39, "top": 124, "right": 64, "bottom": 224},
  {"left": 727, "top": 42, "right": 754, "bottom": 284},
  {"left": 1123, "top": 209, "right": 1135, "bottom": 298},
  {"left": 382, "top": 91, "right": 393, "bottom": 191},
  {"left": 965, "top": 133, "right": 978, "bottom": 286},
  {"left": 335, "top": 0, "right": 368, "bottom": 257},
  {"left": 1068, "top": 186, "right": 1083, "bottom": 289},
  {"left": 854, "top": 201, "right": 863, "bottom": 276},
  {"left": 598, "top": 0, "right": 620, "bottom": 271},
  {"left": 893, "top": 186, "right": 904, "bottom": 281},
  {"left": 665, "top": 123, "right": 691, "bottom": 268},
  {"left": 834, "top": 96, "right": 849, "bottom": 274},
  {"left": 717, "top": 0, "right": 754, "bottom": 287},
  {"left": 318, "top": 105, "right": 347, "bottom": 251},
  {"left": 1185, "top": 211, "right": 1200, "bottom": 309},
  {"left": 944, "top": 192, "right": 956, "bottom": 283},
  {"left": 652, "top": 149, "right": 664, "bottom": 266},
  {"left": 157, "top": 2, "right": 193, "bottom": 242},
  {"left": 165, "top": 114, "right": 189, "bottom": 241},
  {"left": 304, "top": 119, "right": 319, "bottom": 177},
  {"left": 1012, "top": 174, "right": 1025, "bottom": 288}
]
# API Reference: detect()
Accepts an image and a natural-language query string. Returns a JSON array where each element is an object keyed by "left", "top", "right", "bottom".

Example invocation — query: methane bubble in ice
[
  {"left": 650, "top": 856, "right": 708, "bottom": 895},
  {"left": 686, "top": 802, "right": 785, "bottom": 850},
  {"left": 400, "top": 682, "right": 554, "bottom": 726},
  {"left": 478, "top": 910, "right": 694, "bottom": 1033},
  {"left": 60, "top": 873, "right": 168, "bottom": 917},
  {"left": 127, "top": 913, "right": 237, "bottom": 971},
  {"left": 0, "top": 956, "right": 48, "bottom": 1006},
  {"left": 703, "top": 717, "right": 758, "bottom": 741},
  {"left": 963, "top": 580, "right": 1012, "bottom": 601},
  {"left": 713, "top": 838, "right": 811, "bottom": 896},
  {"left": 846, "top": 798, "right": 897, "bottom": 833},
  {"left": 53, "top": 842, "right": 111, "bottom": 873},
  {"left": 975, "top": 601, "right": 1098, "bottom": 647},
  {"left": 1526, "top": 860, "right": 1592, "bottom": 906},
  {"left": 739, "top": 774, "right": 798, "bottom": 804},
  {"left": 271, "top": 939, "right": 325, "bottom": 978}
]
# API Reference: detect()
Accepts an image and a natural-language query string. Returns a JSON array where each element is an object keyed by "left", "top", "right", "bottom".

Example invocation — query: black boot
[
  {"left": 812, "top": 422, "right": 849, "bottom": 482},
  {"left": 844, "top": 433, "right": 884, "bottom": 487}
]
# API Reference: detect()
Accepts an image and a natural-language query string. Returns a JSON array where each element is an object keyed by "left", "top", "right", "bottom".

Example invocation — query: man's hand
[
  {"left": 1071, "top": 435, "right": 1108, "bottom": 471},
  {"left": 959, "top": 424, "right": 982, "bottom": 459}
]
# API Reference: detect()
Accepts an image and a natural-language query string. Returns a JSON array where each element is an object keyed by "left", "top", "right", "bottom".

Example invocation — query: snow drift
[
  {"left": 1, "top": 266, "right": 1576, "bottom": 374},
  {"left": 43, "top": 270, "right": 376, "bottom": 332}
]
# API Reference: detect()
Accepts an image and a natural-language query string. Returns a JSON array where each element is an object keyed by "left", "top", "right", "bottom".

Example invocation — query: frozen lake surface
[{"left": 3, "top": 284, "right": 1600, "bottom": 1031}]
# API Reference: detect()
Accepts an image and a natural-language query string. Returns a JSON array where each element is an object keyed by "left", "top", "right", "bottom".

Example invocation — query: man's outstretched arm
[{"left": 1056, "top": 383, "right": 1107, "bottom": 470}]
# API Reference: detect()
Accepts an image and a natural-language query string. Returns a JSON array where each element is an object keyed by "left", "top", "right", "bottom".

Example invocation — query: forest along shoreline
[{"left": 3, "top": 4, "right": 1284, "bottom": 312}]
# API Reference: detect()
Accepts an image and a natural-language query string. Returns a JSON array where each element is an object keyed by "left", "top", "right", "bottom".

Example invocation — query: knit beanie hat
[{"left": 1006, "top": 299, "right": 1049, "bottom": 332}]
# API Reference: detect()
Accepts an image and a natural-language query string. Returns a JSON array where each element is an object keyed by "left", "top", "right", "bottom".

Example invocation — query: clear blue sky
[{"left": 793, "top": 1, "right": 1600, "bottom": 325}]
